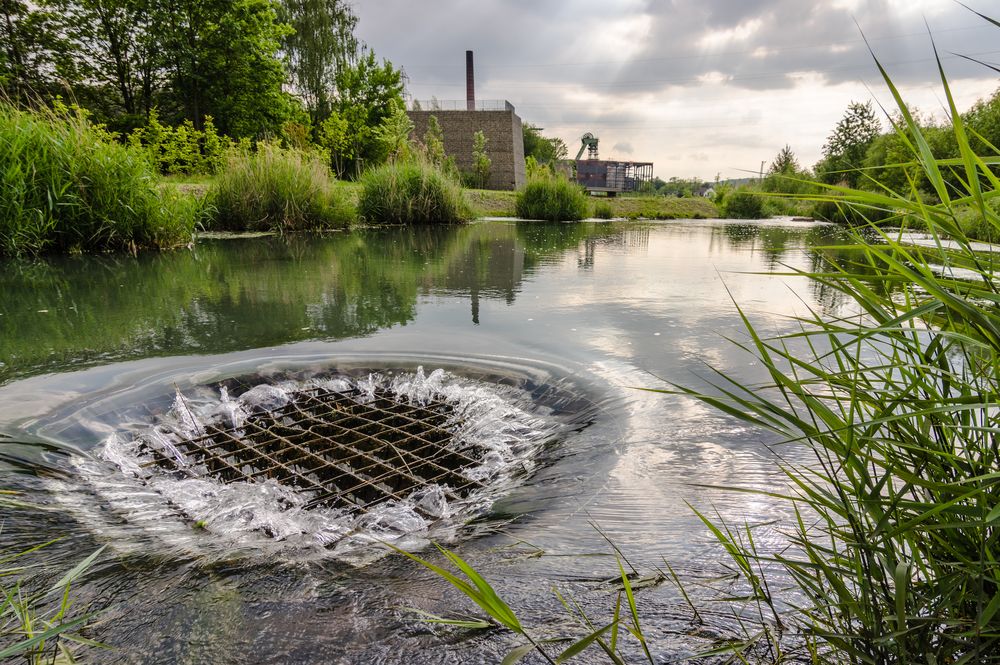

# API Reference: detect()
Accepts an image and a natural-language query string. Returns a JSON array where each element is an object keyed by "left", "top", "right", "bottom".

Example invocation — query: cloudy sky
[{"left": 354, "top": 1, "right": 1000, "bottom": 181}]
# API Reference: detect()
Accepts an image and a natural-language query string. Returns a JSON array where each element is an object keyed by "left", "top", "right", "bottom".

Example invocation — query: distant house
[{"left": 696, "top": 185, "right": 716, "bottom": 198}]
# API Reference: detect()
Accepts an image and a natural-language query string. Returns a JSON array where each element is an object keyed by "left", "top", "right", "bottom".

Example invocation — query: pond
[{"left": 0, "top": 218, "right": 855, "bottom": 663}]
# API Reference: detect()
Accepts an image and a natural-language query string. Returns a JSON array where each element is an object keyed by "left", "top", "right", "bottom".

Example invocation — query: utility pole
[{"left": 759, "top": 160, "right": 766, "bottom": 183}]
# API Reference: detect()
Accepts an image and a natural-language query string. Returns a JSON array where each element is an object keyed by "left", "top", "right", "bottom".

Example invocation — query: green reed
[
  {"left": 358, "top": 158, "right": 471, "bottom": 225},
  {"left": 515, "top": 175, "right": 590, "bottom": 222},
  {"left": 207, "top": 142, "right": 354, "bottom": 232},
  {"left": 666, "top": 14, "right": 1000, "bottom": 663},
  {"left": 0, "top": 105, "right": 196, "bottom": 257},
  {"left": 394, "top": 10, "right": 1000, "bottom": 664},
  {"left": 0, "top": 494, "right": 105, "bottom": 663}
]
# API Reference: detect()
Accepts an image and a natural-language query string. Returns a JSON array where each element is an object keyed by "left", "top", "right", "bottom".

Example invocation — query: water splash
[{"left": 55, "top": 367, "right": 561, "bottom": 564}]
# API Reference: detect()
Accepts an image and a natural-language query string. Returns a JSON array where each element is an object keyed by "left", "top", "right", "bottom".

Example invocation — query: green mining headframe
[{"left": 575, "top": 132, "right": 599, "bottom": 161}]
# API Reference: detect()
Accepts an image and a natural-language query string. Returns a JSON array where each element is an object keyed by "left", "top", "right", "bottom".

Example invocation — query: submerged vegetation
[
  {"left": 208, "top": 143, "right": 353, "bottom": 232},
  {"left": 0, "top": 105, "right": 197, "bottom": 257}
]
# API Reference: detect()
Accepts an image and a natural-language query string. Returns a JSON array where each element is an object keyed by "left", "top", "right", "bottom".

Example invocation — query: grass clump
[
  {"left": 593, "top": 201, "right": 614, "bottom": 219},
  {"left": 0, "top": 104, "right": 196, "bottom": 256},
  {"left": 1, "top": 493, "right": 106, "bottom": 662},
  {"left": 515, "top": 176, "right": 590, "bottom": 221},
  {"left": 358, "top": 159, "right": 471, "bottom": 225},
  {"left": 673, "top": 13, "right": 1000, "bottom": 663},
  {"left": 207, "top": 142, "right": 353, "bottom": 232}
]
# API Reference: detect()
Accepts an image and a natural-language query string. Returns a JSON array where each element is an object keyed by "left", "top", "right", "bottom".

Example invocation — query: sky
[{"left": 353, "top": 0, "right": 1000, "bottom": 182}]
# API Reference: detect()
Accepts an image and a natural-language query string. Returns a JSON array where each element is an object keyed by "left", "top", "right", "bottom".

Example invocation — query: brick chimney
[{"left": 466, "top": 50, "right": 475, "bottom": 111}]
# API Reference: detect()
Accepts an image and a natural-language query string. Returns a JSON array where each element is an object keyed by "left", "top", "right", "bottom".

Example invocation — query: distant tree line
[
  {"left": 0, "top": 0, "right": 404, "bottom": 176},
  {"left": 715, "top": 89, "right": 1000, "bottom": 221}
]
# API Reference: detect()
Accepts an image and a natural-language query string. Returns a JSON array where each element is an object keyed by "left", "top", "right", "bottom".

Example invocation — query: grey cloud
[
  {"left": 612, "top": 141, "right": 635, "bottom": 154},
  {"left": 616, "top": 0, "right": 997, "bottom": 93}
]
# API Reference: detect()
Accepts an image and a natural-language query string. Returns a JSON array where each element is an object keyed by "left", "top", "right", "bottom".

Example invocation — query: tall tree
[
  {"left": 819, "top": 100, "right": 881, "bottom": 187},
  {"left": 279, "top": 0, "right": 357, "bottom": 125},
  {"left": 0, "top": 0, "right": 68, "bottom": 103},
  {"left": 768, "top": 144, "right": 799, "bottom": 175},
  {"left": 156, "top": 0, "right": 294, "bottom": 137},
  {"left": 472, "top": 130, "right": 490, "bottom": 189},
  {"left": 523, "top": 123, "right": 567, "bottom": 164},
  {"left": 334, "top": 48, "right": 404, "bottom": 176},
  {"left": 47, "top": 0, "right": 159, "bottom": 122}
]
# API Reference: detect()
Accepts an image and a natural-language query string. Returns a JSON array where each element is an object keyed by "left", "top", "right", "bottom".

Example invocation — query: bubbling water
[{"left": 53, "top": 367, "right": 562, "bottom": 564}]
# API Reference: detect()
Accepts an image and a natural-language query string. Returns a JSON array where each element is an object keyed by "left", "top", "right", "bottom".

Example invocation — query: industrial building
[{"left": 406, "top": 51, "right": 527, "bottom": 190}]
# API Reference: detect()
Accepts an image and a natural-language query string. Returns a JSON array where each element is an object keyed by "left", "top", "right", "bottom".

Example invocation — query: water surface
[{"left": 1, "top": 219, "right": 852, "bottom": 662}]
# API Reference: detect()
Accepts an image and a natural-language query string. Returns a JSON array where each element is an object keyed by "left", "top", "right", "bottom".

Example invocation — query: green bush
[
  {"left": 127, "top": 111, "right": 236, "bottom": 176},
  {"left": 810, "top": 197, "right": 895, "bottom": 225},
  {"left": 721, "top": 189, "right": 765, "bottom": 219},
  {"left": 0, "top": 104, "right": 196, "bottom": 256},
  {"left": 207, "top": 143, "right": 354, "bottom": 232},
  {"left": 593, "top": 201, "right": 614, "bottom": 219},
  {"left": 358, "top": 160, "right": 471, "bottom": 225},
  {"left": 515, "top": 177, "right": 589, "bottom": 221}
]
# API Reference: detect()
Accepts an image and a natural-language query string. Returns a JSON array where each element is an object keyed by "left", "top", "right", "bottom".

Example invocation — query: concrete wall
[{"left": 408, "top": 110, "right": 526, "bottom": 190}]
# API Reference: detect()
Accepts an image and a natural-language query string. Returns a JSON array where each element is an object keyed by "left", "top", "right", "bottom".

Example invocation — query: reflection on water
[
  {"left": 0, "top": 220, "right": 856, "bottom": 385},
  {"left": 0, "top": 218, "right": 866, "bottom": 663}
]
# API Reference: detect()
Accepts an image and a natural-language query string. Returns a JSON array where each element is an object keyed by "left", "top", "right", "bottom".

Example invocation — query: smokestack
[{"left": 466, "top": 50, "right": 475, "bottom": 111}]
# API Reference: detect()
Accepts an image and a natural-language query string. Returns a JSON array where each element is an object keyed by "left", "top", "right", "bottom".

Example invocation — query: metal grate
[{"left": 140, "top": 386, "right": 487, "bottom": 516}]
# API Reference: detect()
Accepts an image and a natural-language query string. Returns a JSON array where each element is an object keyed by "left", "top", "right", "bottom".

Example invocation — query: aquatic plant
[
  {"left": 669, "top": 13, "right": 1000, "bottom": 663},
  {"left": 514, "top": 175, "right": 590, "bottom": 221},
  {"left": 358, "top": 159, "right": 471, "bottom": 225},
  {"left": 397, "top": 10, "right": 1000, "bottom": 664},
  {"left": 207, "top": 142, "right": 354, "bottom": 232},
  {"left": 593, "top": 201, "right": 615, "bottom": 219},
  {"left": 0, "top": 104, "right": 196, "bottom": 256},
  {"left": 0, "top": 493, "right": 105, "bottom": 663}
]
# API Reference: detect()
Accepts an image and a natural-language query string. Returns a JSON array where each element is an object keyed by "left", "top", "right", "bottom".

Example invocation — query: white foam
[{"left": 62, "top": 368, "right": 560, "bottom": 563}]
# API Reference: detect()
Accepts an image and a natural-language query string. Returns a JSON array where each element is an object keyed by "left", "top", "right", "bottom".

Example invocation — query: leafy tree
[
  {"left": 278, "top": 0, "right": 358, "bottom": 126},
  {"left": 46, "top": 0, "right": 159, "bottom": 123},
  {"left": 333, "top": 48, "right": 404, "bottom": 176},
  {"left": 423, "top": 115, "right": 445, "bottom": 167},
  {"left": 374, "top": 101, "right": 413, "bottom": 163},
  {"left": 472, "top": 129, "right": 490, "bottom": 189},
  {"left": 318, "top": 110, "right": 349, "bottom": 176},
  {"left": 0, "top": 0, "right": 69, "bottom": 103},
  {"left": 762, "top": 145, "right": 815, "bottom": 195},
  {"left": 818, "top": 100, "right": 881, "bottom": 188},
  {"left": 522, "top": 123, "right": 567, "bottom": 164},
  {"left": 964, "top": 87, "right": 1000, "bottom": 153},
  {"left": 156, "top": 0, "right": 295, "bottom": 138},
  {"left": 768, "top": 144, "right": 799, "bottom": 175}
]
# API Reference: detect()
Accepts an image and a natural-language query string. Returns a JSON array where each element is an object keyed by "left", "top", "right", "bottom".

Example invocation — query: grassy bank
[
  {"left": 467, "top": 188, "right": 719, "bottom": 219},
  {"left": 164, "top": 178, "right": 721, "bottom": 223},
  {"left": 1, "top": 105, "right": 196, "bottom": 256}
]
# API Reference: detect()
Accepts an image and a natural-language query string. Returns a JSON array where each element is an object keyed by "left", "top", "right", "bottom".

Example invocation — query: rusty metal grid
[{"left": 141, "top": 386, "right": 486, "bottom": 516}]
